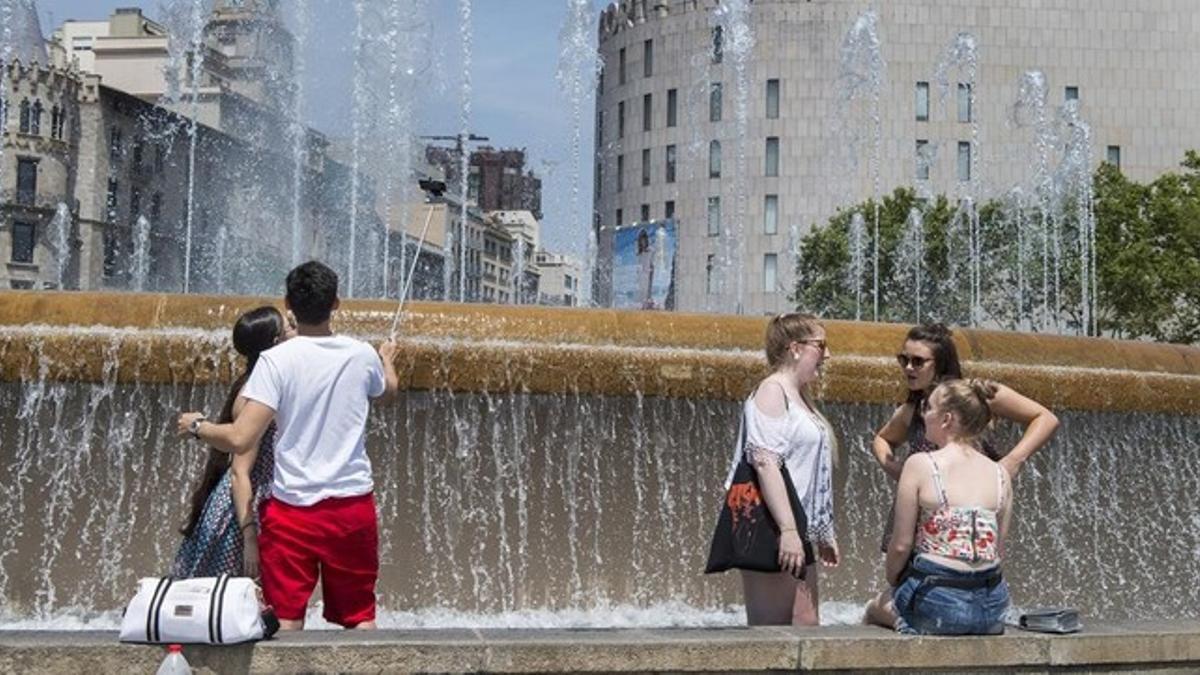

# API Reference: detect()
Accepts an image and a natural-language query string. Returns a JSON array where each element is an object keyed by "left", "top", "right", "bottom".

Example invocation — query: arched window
[
  {"left": 18, "top": 99, "right": 31, "bottom": 134},
  {"left": 50, "top": 106, "right": 60, "bottom": 139},
  {"left": 58, "top": 108, "right": 67, "bottom": 139},
  {"left": 709, "top": 139, "right": 722, "bottom": 179},
  {"left": 31, "top": 100, "right": 43, "bottom": 136}
]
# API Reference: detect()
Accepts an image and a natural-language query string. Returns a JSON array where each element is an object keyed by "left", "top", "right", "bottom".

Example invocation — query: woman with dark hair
[
  {"left": 723, "top": 312, "right": 839, "bottom": 625},
  {"left": 172, "top": 306, "right": 295, "bottom": 578},
  {"left": 871, "top": 323, "right": 1058, "bottom": 550}
]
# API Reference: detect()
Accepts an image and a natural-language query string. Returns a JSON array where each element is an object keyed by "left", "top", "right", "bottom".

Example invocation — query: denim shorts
[{"left": 892, "top": 555, "right": 1009, "bottom": 635}]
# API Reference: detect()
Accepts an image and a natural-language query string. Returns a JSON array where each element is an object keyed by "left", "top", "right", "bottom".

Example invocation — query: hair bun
[
  {"left": 969, "top": 378, "right": 998, "bottom": 402},
  {"left": 926, "top": 322, "right": 953, "bottom": 339}
]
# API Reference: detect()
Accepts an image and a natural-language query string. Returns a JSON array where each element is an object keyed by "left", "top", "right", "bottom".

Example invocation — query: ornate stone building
[{"left": 1, "top": 1, "right": 379, "bottom": 294}]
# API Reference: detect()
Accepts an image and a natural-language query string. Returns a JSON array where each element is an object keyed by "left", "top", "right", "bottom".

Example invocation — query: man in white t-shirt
[{"left": 178, "top": 261, "right": 398, "bottom": 630}]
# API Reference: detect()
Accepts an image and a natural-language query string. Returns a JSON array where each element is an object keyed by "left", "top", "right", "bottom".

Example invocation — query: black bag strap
[
  {"left": 209, "top": 574, "right": 230, "bottom": 644},
  {"left": 148, "top": 577, "right": 173, "bottom": 643}
]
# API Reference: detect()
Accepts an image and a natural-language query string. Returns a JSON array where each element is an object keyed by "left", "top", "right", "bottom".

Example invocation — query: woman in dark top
[
  {"left": 172, "top": 306, "right": 294, "bottom": 578},
  {"left": 871, "top": 324, "right": 1059, "bottom": 549}
]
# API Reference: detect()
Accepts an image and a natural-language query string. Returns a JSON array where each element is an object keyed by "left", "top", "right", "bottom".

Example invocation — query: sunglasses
[
  {"left": 896, "top": 353, "right": 931, "bottom": 369},
  {"left": 800, "top": 339, "right": 828, "bottom": 352}
]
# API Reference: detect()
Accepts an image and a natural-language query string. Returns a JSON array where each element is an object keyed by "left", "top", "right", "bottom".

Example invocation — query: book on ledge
[{"left": 1018, "top": 607, "right": 1082, "bottom": 633}]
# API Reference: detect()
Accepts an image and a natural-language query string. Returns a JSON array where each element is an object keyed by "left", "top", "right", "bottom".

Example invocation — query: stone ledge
[{"left": 3, "top": 623, "right": 1200, "bottom": 673}]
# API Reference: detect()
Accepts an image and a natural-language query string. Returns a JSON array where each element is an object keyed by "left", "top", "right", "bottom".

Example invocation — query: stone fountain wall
[{"left": 0, "top": 292, "right": 1197, "bottom": 625}]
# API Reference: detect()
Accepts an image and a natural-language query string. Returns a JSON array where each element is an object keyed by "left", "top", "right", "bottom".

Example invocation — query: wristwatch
[{"left": 188, "top": 415, "right": 207, "bottom": 438}]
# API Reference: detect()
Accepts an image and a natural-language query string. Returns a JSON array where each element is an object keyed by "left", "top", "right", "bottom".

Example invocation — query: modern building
[
  {"left": 535, "top": 250, "right": 583, "bottom": 307},
  {"left": 593, "top": 0, "right": 1200, "bottom": 314},
  {"left": 426, "top": 145, "right": 543, "bottom": 220}
]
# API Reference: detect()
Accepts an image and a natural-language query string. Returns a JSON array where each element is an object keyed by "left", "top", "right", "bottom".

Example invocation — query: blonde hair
[
  {"left": 765, "top": 312, "right": 822, "bottom": 370},
  {"left": 762, "top": 312, "right": 841, "bottom": 468},
  {"left": 931, "top": 378, "right": 999, "bottom": 439}
]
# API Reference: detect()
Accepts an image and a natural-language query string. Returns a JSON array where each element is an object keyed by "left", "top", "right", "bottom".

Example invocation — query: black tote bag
[{"left": 704, "top": 416, "right": 812, "bottom": 577}]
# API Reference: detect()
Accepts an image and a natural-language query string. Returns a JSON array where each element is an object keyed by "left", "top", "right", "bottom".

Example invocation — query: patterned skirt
[{"left": 171, "top": 470, "right": 243, "bottom": 578}]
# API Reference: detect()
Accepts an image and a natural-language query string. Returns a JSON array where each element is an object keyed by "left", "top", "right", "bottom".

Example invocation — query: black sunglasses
[{"left": 896, "top": 353, "right": 931, "bottom": 369}]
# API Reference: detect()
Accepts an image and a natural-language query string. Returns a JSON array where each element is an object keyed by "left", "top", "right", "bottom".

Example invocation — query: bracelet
[{"left": 780, "top": 526, "right": 797, "bottom": 533}]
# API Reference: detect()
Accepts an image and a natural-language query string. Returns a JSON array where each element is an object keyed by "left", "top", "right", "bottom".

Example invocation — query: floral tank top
[{"left": 915, "top": 453, "right": 1005, "bottom": 563}]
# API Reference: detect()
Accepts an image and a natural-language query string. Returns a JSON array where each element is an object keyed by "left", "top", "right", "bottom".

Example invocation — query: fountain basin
[{"left": 4, "top": 622, "right": 1200, "bottom": 673}]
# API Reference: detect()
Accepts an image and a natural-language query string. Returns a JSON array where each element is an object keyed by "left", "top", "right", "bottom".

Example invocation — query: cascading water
[
  {"left": 50, "top": 203, "right": 71, "bottom": 290},
  {"left": 835, "top": 10, "right": 885, "bottom": 321},
  {"left": 897, "top": 207, "right": 924, "bottom": 322},
  {"left": 555, "top": 0, "right": 600, "bottom": 307},
  {"left": 1, "top": 317, "right": 1198, "bottom": 628},
  {"left": 288, "top": 0, "right": 310, "bottom": 267},
  {"left": 848, "top": 212, "right": 867, "bottom": 321},
  {"left": 711, "top": 0, "right": 754, "bottom": 315},
  {"left": 132, "top": 216, "right": 151, "bottom": 292},
  {"left": 455, "top": 0, "right": 473, "bottom": 302},
  {"left": 1013, "top": 70, "right": 1057, "bottom": 331},
  {"left": 157, "top": 0, "right": 209, "bottom": 294}
]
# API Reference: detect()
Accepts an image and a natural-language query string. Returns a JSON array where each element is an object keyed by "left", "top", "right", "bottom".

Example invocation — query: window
[
  {"left": 594, "top": 161, "right": 602, "bottom": 200},
  {"left": 666, "top": 88, "right": 677, "bottom": 127},
  {"left": 132, "top": 139, "right": 144, "bottom": 170},
  {"left": 957, "top": 83, "right": 972, "bottom": 123},
  {"left": 1107, "top": 145, "right": 1121, "bottom": 169},
  {"left": 18, "top": 99, "right": 31, "bottom": 133},
  {"left": 916, "top": 140, "right": 930, "bottom": 180},
  {"left": 915, "top": 82, "right": 929, "bottom": 121},
  {"left": 615, "top": 208, "right": 623, "bottom": 226},
  {"left": 9, "top": 280, "right": 34, "bottom": 290},
  {"left": 709, "top": 82, "right": 722, "bottom": 122},
  {"left": 1065, "top": 86, "right": 1079, "bottom": 102},
  {"left": 50, "top": 106, "right": 61, "bottom": 140},
  {"left": 957, "top": 141, "right": 971, "bottom": 182},
  {"left": 109, "top": 127, "right": 122, "bottom": 163},
  {"left": 30, "top": 100, "right": 42, "bottom": 135},
  {"left": 151, "top": 193, "right": 163, "bottom": 222},
  {"left": 16, "top": 158, "right": 37, "bottom": 206},
  {"left": 617, "top": 154, "right": 624, "bottom": 192},
  {"left": 712, "top": 26, "right": 723, "bottom": 63},
  {"left": 130, "top": 187, "right": 141, "bottom": 221},
  {"left": 641, "top": 148, "right": 651, "bottom": 186},
  {"left": 643, "top": 39, "right": 653, "bottom": 77},
  {"left": 103, "top": 230, "right": 118, "bottom": 278},
  {"left": 11, "top": 222, "right": 35, "bottom": 263},
  {"left": 664, "top": 200, "right": 675, "bottom": 219},
  {"left": 643, "top": 93, "right": 652, "bottom": 132},
  {"left": 640, "top": 204, "right": 650, "bottom": 222},
  {"left": 763, "top": 253, "right": 778, "bottom": 293},
  {"left": 595, "top": 110, "right": 604, "bottom": 147},
  {"left": 766, "top": 79, "right": 780, "bottom": 119},
  {"left": 707, "top": 196, "right": 721, "bottom": 236},
  {"left": 706, "top": 254, "right": 716, "bottom": 294},
  {"left": 106, "top": 178, "right": 119, "bottom": 222},
  {"left": 618, "top": 101, "right": 625, "bottom": 138},
  {"left": 154, "top": 145, "right": 165, "bottom": 173},
  {"left": 597, "top": 64, "right": 604, "bottom": 94},
  {"left": 619, "top": 47, "right": 626, "bottom": 85},
  {"left": 708, "top": 140, "right": 722, "bottom": 178},
  {"left": 764, "top": 195, "right": 779, "bottom": 235},
  {"left": 765, "top": 137, "right": 780, "bottom": 177},
  {"left": 665, "top": 144, "right": 677, "bottom": 183}
]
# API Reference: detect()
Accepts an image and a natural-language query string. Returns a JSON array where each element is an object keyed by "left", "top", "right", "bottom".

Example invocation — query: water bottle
[{"left": 155, "top": 644, "right": 191, "bottom": 675}]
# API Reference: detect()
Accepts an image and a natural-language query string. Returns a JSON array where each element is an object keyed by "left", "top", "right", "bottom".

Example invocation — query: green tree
[{"left": 793, "top": 155, "right": 1200, "bottom": 343}]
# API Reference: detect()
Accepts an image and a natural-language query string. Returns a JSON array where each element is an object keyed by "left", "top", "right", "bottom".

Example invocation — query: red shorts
[{"left": 259, "top": 493, "right": 378, "bottom": 627}]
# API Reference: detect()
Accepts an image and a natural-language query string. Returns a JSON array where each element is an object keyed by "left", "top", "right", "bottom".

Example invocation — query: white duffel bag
[{"left": 119, "top": 574, "right": 278, "bottom": 644}]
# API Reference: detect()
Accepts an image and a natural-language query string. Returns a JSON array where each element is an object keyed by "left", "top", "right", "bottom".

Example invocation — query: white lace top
[{"left": 722, "top": 390, "right": 836, "bottom": 544}]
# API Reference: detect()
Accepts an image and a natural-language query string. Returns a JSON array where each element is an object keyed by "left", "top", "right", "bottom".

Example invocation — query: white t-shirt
[{"left": 242, "top": 335, "right": 385, "bottom": 506}]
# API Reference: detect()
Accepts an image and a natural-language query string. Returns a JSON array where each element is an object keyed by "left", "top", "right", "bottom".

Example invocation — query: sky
[{"left": 37, "top": 0, "right": 602, "bottom": 257}]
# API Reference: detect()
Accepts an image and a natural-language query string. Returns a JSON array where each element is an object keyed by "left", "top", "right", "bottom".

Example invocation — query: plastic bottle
[{"left": 155, "top": 644, "right": 191, "bottom": 675}]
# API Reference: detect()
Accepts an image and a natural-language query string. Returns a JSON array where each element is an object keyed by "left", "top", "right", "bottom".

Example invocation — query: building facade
[
  {"left": 535, "top": 250, "right": 583, "bottom": 307},
  {"left": 2, "top": 3, "right": 377, "bottom": 294},
  {"left": 593, "top": 0, "right": 1200, "bottom": 314}
]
